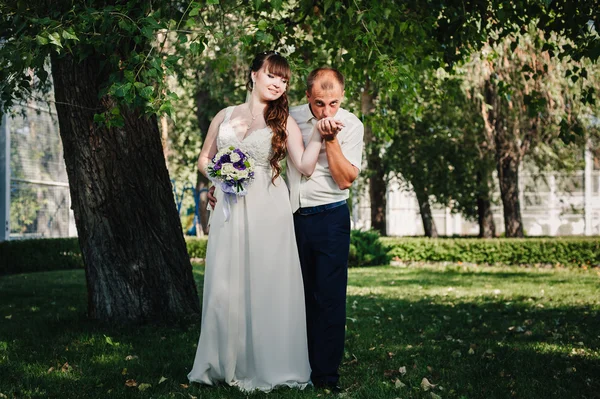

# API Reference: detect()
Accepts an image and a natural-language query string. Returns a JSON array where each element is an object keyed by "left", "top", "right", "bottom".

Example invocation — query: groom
[{"left": 287, "top": 67, "right": 364, "bottom": 392}]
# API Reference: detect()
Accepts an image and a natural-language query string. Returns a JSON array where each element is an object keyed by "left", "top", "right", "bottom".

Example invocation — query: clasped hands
[{"left": 316, "top": 117, "right": 344, "bottom": 141}]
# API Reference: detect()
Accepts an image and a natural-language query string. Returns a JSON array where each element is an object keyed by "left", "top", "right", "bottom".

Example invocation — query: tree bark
[
  {"left": 496, "top": 154, "right": 524, "bottom": 237},
  {"left": 362, "top": 79, "right": 387, "bottom": 235},
  {"left": 413, "top": 182, "right": 438, "bottom": 238},
  {"left": 476, "top": 166, "right": 496, "bottom": 238},
  {"left": 483, "top": 79, "right": 524, "bottom": 238},
  {"left": 50, "top": 53, "right": 200, "bottom": 323}
]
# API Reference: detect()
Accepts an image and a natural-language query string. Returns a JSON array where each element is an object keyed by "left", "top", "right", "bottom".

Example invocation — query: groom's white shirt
[{"left": 287, "top": 104, "right": 364, "bottom": 213}]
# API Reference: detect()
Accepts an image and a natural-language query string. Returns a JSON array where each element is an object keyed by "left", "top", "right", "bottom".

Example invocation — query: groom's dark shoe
[{"left": 313, "top": 381, "right": 342, "bottom": 394}]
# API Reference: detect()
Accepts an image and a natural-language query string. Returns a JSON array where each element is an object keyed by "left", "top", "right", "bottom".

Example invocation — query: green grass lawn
[{"left": 1, "top": 264, "right": 599, "bottom": 399}]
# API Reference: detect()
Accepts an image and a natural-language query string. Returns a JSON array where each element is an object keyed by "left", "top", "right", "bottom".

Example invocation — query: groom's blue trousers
[{"left": 294, "top": 202, "right": 350, "bottom": 385}]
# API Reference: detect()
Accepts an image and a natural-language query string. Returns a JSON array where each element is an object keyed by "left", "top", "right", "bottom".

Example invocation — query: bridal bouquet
[{"left": 207, "top": 146, "right": 255, "bottom": 220}]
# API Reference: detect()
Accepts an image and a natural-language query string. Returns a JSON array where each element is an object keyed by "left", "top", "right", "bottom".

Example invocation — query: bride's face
[{"left": 252, "top": 67, "right": 288, "bottom": 102}]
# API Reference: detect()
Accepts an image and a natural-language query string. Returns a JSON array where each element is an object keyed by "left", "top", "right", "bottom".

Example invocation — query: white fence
[
  {"left": 0, "top": 104, "right": 77, "bottom": 241},
  {"left": 353, "top": 168, "right": 600, "bottom": 236}
]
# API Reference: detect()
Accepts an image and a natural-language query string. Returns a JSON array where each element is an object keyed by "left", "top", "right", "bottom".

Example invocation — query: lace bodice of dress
[{"left": 216, "top": 106, "right": 273, "bottom": 169}]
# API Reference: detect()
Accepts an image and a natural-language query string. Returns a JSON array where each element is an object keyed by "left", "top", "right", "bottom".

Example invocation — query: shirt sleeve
[{"left": 340, "top": 120, "right": 364, "bottom": 172}]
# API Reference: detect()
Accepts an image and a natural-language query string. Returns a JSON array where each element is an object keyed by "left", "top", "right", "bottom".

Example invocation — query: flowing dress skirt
[{"left": 188, "top": 169, "right": 311, "bottom": 392}]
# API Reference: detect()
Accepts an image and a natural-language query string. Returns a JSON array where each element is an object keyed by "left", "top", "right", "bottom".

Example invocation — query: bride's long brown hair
[{"left": 247, "top": 51, "right": 291, "bottom": 184}]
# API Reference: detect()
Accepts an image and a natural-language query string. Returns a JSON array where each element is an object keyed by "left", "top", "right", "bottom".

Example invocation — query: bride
[{"left": 187, "top": 51, "right": 322, "bottom": 392}]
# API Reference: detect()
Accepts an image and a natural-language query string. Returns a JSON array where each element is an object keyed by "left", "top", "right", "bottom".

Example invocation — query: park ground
[{"left": 1, "top": 263, "right": 599, "bottom": 399}]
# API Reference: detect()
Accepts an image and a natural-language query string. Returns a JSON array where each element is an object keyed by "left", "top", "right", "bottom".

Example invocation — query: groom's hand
[
  {"left": 207, "top": 186, "right": 217, "bottom": 208},
  {"left": 317, "top": 117, "right": 344, "bottom": 142}
]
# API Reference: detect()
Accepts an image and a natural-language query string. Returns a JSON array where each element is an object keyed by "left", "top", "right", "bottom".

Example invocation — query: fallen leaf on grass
[
  {"left": 158, "top": 376, "right": 168, "bottom": 384},
  {"left": 0, "top": 393, "right": 7, "bottom": 399},
  {"left": 47, "top": 367, "right": 55, "bottom": 374},
  {"left": 138, "top": 383, "right": 151, "bottom": 391},
  {"left": 399, "top": 366, "right": 407, "bottom": 376},
  {"left": 421, "top": 378, "right": 436, "bottom": 391},
  {"left": 431, "top": 393, "right": 442, "bottom": 399},
  {"left": 180, "top": 384, "right": 189, "bottom": 389},
  {"left": 468, "top": 348, "right": 475, "bottom": 355},
  {"left": 395, "top": 379, "right": 406, "bottom": 388},
  {"left": 384, "top": 369, "right": 400, "bottom": 378},
  {"left": 125, "top": 355, "right": 138, "bottom": 361},
  {"left": 61, "top": 362, "right": 71, "bottom": 372},
  {"left": 121, "top": 368, "right": 127, "bottom": 375},
  {"left": 125, "top": 379, "right": 138, "bottom": 387},
  {"left": 104, "top": 335, "right": 120, "bottom": 347},
  {"left": 4, "top": 315, "right": 11, "bottom": 320}
]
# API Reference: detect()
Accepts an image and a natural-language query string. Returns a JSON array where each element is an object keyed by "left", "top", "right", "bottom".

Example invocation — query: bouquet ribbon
[{"left": 222, "top": 191, "right": 238, "bottom": 222}]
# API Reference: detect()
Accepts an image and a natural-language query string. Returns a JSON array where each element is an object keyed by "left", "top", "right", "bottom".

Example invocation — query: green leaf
[
  {"left": 139, "top": 86, "right": 154, "bottom": 99},
  {"left": 93, "top": 113, "right": 105, "bottom": 124},
  {"left": 36, "top": 35, "right": 48, "bottom": 45},
  {"left": 190, "top": 42, "right": 204, "bottom": 55},
  {"left": 104, "top": 335, "right": 120, "bottom": 346},
  {"left": 257, "top": 19, "right": 268, "bottom": 31},
  {"left": 48, "top": 32, "right": 63, "bottom": 48},
  {"left": 61, "top": 29, "right": 79, "bottom": 41},
  {"left": 207, "top": 0, "right": 219, "bottom": 4},
  {"left": 141, "top": 26, "right": 154, "bottom": 39},
  {"left": 189, "top": 7, "right": 200, "bottom": 17},
  {"left": 114, "top": 83, "right": 133, "bottom": 97}
]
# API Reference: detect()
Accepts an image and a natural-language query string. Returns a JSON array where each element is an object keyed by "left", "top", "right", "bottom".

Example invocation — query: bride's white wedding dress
[{"left": 188, "top": 106, "right": 311, "bottom": 392}]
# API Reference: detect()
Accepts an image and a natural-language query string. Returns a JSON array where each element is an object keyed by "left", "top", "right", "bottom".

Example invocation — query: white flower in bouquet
[{"left": 230, "top": 152, "right": 241, "bottom": 163}]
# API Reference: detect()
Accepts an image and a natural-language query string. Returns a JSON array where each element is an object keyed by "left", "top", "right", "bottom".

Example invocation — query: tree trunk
[
  {"left": 476, "top": 166, "right": 496, "bottom": 238},
  {"left": 51, "top": 53, "right": 200, "bottom": 323},
  {"left": 496, "top": 154, "right": 524, "bottom": 237},
  {"left": 362, "top": 79, "right": 387, "bottom": 235},
  {"left": 413, "top": 182, "right": 438, "bottom": 238}
]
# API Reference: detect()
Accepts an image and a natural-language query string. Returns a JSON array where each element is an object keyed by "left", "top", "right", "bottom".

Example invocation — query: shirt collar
[{"left": 300, "top": 103, "right": 317, "bottom": 124}]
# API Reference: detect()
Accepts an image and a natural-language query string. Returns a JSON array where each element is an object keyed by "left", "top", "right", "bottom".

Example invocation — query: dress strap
[{"left": 222, "top": 105, "right": 235, "bottom": 124}]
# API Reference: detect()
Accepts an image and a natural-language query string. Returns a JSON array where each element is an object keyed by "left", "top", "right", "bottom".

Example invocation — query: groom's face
[{"left": 306, "top": 75, "right": 345, "bottom": 120}]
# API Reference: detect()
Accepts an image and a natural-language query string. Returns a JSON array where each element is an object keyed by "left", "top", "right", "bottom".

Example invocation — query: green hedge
[
  {"left": 0, "top": 238, "right": 83, "bottom": 274},
  {"left": 186, "top": 237, "right": 208, "bottom": 260},
  {"left": 349, "top": 229, "right": 392, "bottom": 267},
  {"left": 2, "top": 235, "right": 599, "bottom": 275},
  {"left": 0, "top": 237, "right": 209, "bottom": 275},
  {"left": 383, "top": 237, "right": 600, "bottom": 266}
]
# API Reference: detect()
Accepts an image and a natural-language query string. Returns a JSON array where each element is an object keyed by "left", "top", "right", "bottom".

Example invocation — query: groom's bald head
[{"left": 306, "top": 68, "right": 345, "bottom": 94}]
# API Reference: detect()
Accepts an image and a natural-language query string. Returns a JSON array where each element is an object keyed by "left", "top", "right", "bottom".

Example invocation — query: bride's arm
[
  {"left": 286, "top": 116, "right": 322, "bottom": 176},
  {"left": 197, "top": 108, "right": 227, "bottom": 178}
]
